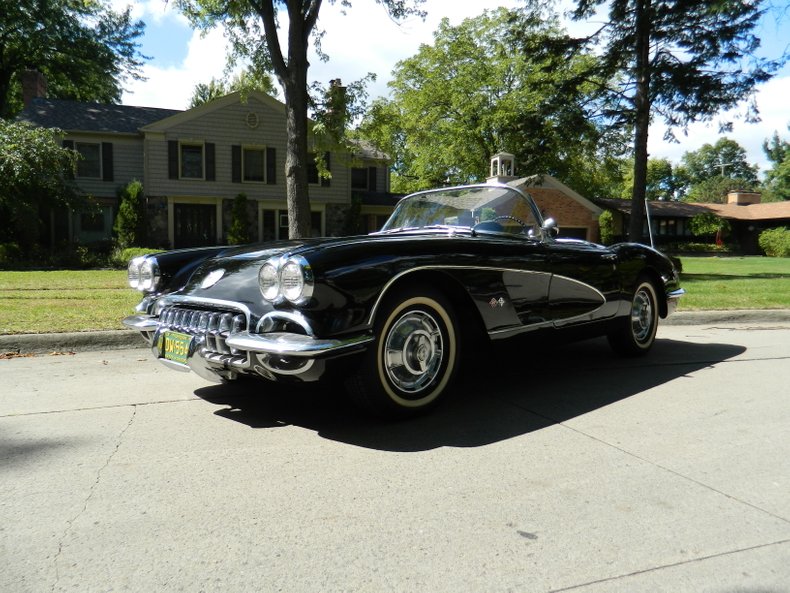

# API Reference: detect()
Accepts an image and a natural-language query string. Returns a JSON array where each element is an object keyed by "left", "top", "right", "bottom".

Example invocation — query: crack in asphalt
[
  {"left": 50, "top": 405, "right": 137, "bottom": 592},
  {"left": 1, "top": 397, "right": 197, "bottom": 419},
  {"left": 544, "top": 538, "right": 790, "bottom": 592}
]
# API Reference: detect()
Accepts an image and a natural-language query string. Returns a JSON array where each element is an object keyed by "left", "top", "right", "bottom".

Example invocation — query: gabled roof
[
  {"left": 17, "top": 98, "right": 181, "bottom": 134},
  {"left": 140, "top": 90, "right": 285, "bottom": 132},
  {"left": 511, "top": 175, "right": 603, "bottom": 216}
]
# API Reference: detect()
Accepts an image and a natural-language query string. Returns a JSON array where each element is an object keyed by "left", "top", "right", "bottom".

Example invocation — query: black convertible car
[{"left": 124, "top": 183, "right": 683, "bottom": 416}]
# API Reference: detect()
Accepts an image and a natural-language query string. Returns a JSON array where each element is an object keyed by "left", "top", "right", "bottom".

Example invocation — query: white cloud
[
  {"left": 648, "top": 74, "right": 790, "bottom": 175},
  {"left": 122, "top": 28, "right": 231, "bottom": 109},
  {"left": 109, "top": 0, "right": 189, "bottom": 26}
]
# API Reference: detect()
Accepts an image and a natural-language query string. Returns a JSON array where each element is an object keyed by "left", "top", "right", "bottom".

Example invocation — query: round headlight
[
  {"left": 280, "top": 260, "right": 304, "bottom": 303},
  {"left": 127, "top": 256, "right": 144, "bottom": 289},
  {"left": 138, "top": 258, "right": 160, "bottom": 292},
  {"left": 258, "top": 262, "right": 279, "bottom": 301}
]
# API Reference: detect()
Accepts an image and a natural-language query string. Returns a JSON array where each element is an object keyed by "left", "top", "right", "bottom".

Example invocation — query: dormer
[{"left": 487, "top": 152, "right": 516, "bottom": 183}]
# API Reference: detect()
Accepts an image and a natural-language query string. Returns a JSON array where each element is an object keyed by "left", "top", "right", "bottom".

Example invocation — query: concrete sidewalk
[{"left": 2, "top": 309, "right": 790, "bottom": 355}]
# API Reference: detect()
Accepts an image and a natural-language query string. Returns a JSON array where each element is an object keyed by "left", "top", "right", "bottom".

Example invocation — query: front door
[{"left": 174, "top": 204, "right": 216, "bottom": 247}]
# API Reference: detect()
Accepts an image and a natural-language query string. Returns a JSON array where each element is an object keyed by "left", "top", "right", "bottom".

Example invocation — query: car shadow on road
[{"left": 192, "top": 336, "right": 746, "bottom": 452}]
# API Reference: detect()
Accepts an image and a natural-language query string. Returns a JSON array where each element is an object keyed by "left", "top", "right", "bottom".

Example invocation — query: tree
[
  {"left": 566, "top": 0, "right": 784, "bottom": 241},
  {"left": 175, "top": 0, "right": 425, "bottom": 239},
  {"left": 672, "top": 138, "right": 759, "bottom": 202},
  {"left": 762, "top": 127, "right": 790, "bottom": 201},
  {"left": 0, "top": 120, "right": 79, "bottom": 248},
  {"left": 189, "top": 67, "right": 278, "bottom": 108},
  {"left": 357, "top": 7, "right": 625, "bottom": 196},
  {"left": 620, "top": 157, "right": 678, "bottom": 201},
  {"left": 0, "top": 0, "right": 147, "bottom": 119}
]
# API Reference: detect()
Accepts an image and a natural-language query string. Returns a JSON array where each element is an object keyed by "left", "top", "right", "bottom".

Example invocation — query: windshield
[{"left": 379, "top": 185, "right": 543, "bottom": 237}]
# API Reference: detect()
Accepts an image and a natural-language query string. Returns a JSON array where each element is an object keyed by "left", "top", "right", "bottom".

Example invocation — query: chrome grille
[{"left": 159, "top": 305, "right": 247, "bottom": 358}]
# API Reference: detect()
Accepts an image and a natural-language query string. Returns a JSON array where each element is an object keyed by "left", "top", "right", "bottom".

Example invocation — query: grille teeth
[{"left": 159, "top": 306, "right": 247, "bottom": 360}]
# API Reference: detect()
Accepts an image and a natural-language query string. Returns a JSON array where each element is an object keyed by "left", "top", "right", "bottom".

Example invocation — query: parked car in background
[{"left": 124, "top": 183, "right": 684, "bottom": 417}]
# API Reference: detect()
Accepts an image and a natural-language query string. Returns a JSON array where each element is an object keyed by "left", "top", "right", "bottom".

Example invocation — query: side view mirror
[{"left": 542, "top": 217, "right": 559, "bottom": 239}]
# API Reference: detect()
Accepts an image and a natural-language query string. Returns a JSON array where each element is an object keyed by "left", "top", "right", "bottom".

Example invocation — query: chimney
[
  {"left": 22, "top": 69, "right": 47, "bottom": 107},
  {"left": 727, "top": 190, "right": 761, "bottom": 205}
]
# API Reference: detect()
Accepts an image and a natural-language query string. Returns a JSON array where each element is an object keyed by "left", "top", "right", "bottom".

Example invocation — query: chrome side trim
[
  {"left": 367, "top": 265, "right": 552, "bottom": 326},
  {"left": 226, "top": 331, "right": 373, "bottom": 357}
]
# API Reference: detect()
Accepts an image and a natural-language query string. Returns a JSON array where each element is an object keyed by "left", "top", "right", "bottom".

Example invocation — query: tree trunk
[
  {"left": 629, "top": 0, "right": 652, "bottom": 244},
  {"left": 282, "top": 75, "right": 312, "bottom": 240}
]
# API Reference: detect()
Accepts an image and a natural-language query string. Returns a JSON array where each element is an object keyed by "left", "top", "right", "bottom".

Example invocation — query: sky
[{"left": 115, "top": 0, "right": 790, "bottom": 176}]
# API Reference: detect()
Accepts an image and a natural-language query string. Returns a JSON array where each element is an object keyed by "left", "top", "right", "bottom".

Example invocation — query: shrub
[
  {"left": 110, "top": 247, "right": 165, "bottom": 269},
  {"left": 758, "top": 227, "right": 790, "bottom": 257},
  {"left": 227, "top": 193, "right": 252, "bottom": 245},
  {"left": 0, "top": 242, "right": 22, "bottom": 268},
  {"left": 113, "top": 180, "right": 145, "bottom": 248},
  {"left": 598, "top": 210, "right": 615, "bottom": 245}
]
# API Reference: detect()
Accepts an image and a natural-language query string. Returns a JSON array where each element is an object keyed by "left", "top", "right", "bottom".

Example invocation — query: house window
[
  {"left": 180, "top": 143, "right": 204, "bottom": 179},
  {"left": 75, "top": 142, "right": 101, "bottom": 178},
  {"left": 80, "top": 211, "right": 105, "bottom": 232},
  {"left": 307, "top": 152, "right": 330, "bottom": 186},
  {"left": 351, "top": 167, "right": 368, "bottom": 190},
  {"left": 243, "top": 147, "right": 265, "bottom": 182}
]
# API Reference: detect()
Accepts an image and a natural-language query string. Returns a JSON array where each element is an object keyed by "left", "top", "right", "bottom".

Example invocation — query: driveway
[{"left": 1, "top": 322, "right": 789, "bottom": 592}]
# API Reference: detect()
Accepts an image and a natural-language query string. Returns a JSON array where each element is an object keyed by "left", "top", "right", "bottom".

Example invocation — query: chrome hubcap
[
  {"left": 384, "top": 311, "right": 444, "bottom": 394},
  {"left": 631, "top": 288, "right": 654, "bottom": 343}
]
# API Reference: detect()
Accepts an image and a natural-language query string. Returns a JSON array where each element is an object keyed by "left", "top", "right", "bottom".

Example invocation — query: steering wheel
[{"left": 488, "top": 215, "right": 529, "bottom": 230}]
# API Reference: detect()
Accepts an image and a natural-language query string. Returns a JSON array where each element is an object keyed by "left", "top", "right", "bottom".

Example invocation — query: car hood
[{"left": 170, "top": 236, "right": 369, "bottom": 307}]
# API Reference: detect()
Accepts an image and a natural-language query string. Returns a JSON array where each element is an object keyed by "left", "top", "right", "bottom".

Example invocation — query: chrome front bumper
[{"left": 123, "top": 314, "right": 372, "bottom": 382}]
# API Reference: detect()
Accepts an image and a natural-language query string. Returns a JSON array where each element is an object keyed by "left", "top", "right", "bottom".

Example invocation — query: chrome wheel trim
[
  {"left": 383, "top": 310, "right": 444, "bottom": 395},
  {"left": 630, "top": 285, "right": 655, "bottom": 344}
]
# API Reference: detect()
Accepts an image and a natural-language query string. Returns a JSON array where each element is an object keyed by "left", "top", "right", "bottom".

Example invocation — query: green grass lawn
[
  {"left": 0, "top": 270, "right": 140, "bottom": 334},
  {"left": 677, "top": 256, "right": 790, "bottom": 311},
  {"left": 0, "top": 256, "right": 788, "bottom": 334}
]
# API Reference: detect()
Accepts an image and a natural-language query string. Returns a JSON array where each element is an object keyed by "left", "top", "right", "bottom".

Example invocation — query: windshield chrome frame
[{"left": 377, "top": 183, "right": 546, "bottom": 238}]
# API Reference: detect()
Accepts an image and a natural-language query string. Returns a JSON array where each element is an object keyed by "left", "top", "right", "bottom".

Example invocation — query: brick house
[
  {"left": 17, "top": 72, "right": 398, "bottom": 249},
  {"left": 488, "top": 153, "right": 603, "bottom": 242},
  {"left": 595, "top": 191, "right": 790, "bottom": 254}
]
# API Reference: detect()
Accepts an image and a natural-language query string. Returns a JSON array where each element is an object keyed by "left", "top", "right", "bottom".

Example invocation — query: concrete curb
[
  {"left": 2, "top": 310, "right": 789, "bottom": 355},
  {"left": 0, "top": 329, "right": 146, "bottom": 354}
]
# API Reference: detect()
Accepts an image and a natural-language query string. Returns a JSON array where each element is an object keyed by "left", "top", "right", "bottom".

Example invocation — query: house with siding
[{"left": 17, "top": 72, "right": 397, "bottom": 249}]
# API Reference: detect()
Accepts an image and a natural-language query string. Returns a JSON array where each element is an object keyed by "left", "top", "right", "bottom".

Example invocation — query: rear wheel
[
  {"left": 347, "top": 287, "right": 459, "bottom": 417},
  {"left": 608, "top": 277, "right": 659, "bottom": 356}
]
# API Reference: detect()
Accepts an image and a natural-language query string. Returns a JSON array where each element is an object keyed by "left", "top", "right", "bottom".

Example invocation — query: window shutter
[
  {"left": 102, "top": 143, "right": 114, "bottom": 182},
  {"left": 231, "top": 145, "right": 241, "bottom": 183},
  {"left": 368, "top": 166, "right": 377, "bottom": 192},
  {"left": 168, "top": 141, "right": 178, "bottom": 179},
  {"left": 321, "top": 152, "right": 331, "bottom": 187},
  {"left": 266, "top": 147, "right": 276, "bottom": 185},
  {"left": 205, "top": 142, "right": 215, "bottom": 181}
]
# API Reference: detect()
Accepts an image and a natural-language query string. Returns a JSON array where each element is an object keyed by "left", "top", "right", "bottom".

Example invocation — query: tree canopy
[
  {"left": 0, "top": 120, "right": 79, "bottom": 248},
  {"left": 189, "top": 67, "right": 278, "bottom": 108},
  {"left": 175, "top": 0, "right": 425, "bottom": 238},
  {"left": 565, "top": 0, "right": 785, "bottom": 240},
  {"left": 762, "top": 126, "right": 790, "bottom": 201},
  {"left": 0, "top": 0, "right": 148, "bottom": 119},
  {"left": 357, "top": 7, "right": 627, "bottom": 196}
]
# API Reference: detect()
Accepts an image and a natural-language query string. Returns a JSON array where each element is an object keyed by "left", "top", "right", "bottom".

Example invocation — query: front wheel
[
  {"left": 346, "top": 288, "right": 459, "bottom": 417},
  {"left": 608, "top": 277, "right": 659, "bottom": 356}
]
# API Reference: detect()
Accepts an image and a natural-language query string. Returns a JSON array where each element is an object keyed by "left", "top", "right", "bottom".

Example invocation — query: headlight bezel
[
  {"left": 128, "top": 256, "right": 161, "bottom": 293},
  {"left": 258, "top": 255, "right": 314, "bottom": 305}
]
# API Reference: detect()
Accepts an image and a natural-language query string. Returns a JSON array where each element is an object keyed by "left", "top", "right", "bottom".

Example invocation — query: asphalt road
[{"left": 2, "top": 321, "right": 789, "bottom": 593}]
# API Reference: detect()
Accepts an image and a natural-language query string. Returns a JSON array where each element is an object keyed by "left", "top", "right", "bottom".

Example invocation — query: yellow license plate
[{"left": 163, "top": 331, "right": 192, "bottom": 365}]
